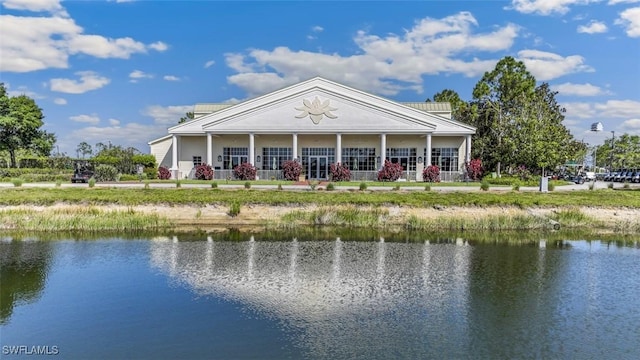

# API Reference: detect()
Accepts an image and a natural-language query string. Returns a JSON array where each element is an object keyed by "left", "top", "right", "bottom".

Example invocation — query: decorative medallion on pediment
[{"left": 294, "top": 97, "right": 338, "bottom": 124}]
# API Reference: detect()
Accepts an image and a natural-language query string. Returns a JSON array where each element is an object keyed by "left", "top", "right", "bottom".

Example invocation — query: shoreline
[{"left": 2, "top": 203, "right": 639, "bottom": 233}]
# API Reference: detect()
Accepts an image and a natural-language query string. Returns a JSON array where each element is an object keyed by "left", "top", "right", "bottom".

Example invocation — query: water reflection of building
[{"left": 149, "top": 236, "right": 474, "bottom": 358}]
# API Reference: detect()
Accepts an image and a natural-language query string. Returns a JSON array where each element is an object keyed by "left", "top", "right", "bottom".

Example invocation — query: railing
[{"left": 200, "top": 169, "right": 464, "bottom": 182}]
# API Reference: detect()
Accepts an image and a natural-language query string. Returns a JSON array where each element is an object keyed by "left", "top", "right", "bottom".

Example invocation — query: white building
[{"left": 148, "top": 77, "right": 475, "bottom": 181}]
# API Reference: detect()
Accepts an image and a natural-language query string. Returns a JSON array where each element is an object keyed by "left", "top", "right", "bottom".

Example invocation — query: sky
[{"left": 1, "top": 0, "right": 639, "bottom": 156}]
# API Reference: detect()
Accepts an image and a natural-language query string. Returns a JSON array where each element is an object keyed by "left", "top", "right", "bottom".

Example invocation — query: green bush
[
  {"left": 93, "top": 164, "right": 119, "bottom": 182},
  {"left": 88, "top": 178, "right": 96, "bottom": 188},
  {"left": 480, "top": 181, "right": 490, "bottom": 191},
  {"left": 229, "top": 202, "right": 241, "bottom": 217},
  {"left": 277, "top": 184, "right": 283, "bottom": 191},
  {"left": 548, "top": 183, "right": 555, "bottom": 191},
  {"left": 244, "top": 181, "right": 251, "bottom": 189},
  {"left": 608, "top": 182, "right": 614, "bottom": 189},
  {"left": 326, "top": 182, "right": 335, "bottom": 191},
  {"left": 424, "top": 185, "right": 431, "bottom": 191},
  {"left": 55, "top": 179, "right": 62, "bottom": 187},
  {"left": 119, "top": 174, "right": 141, "bottom": 181},
  {"left": 11, "top": 178, "right": 23, "bottom": 187},
  {"left": 211, "top": 182, "right": 218, "bottom": 189},
  {"left": 144, "top": 180, "right": 150, "bottom": 189},
  {"left": 143, "top": 167, "right": 157, "bottom": 180},
  {"left": 512, "top": 180, "right": 521, "bottom": 191},
  {"left": 176, "top": 180, "right": 182, "bottom": 188},
  {"left": 359, "top": 182, "right": 367, "bottom": 191}
]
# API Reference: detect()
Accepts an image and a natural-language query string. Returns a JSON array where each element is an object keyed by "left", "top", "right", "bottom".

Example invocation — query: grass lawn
[{"left": 1, "top": 187, "right": 638, "bottom": 208}]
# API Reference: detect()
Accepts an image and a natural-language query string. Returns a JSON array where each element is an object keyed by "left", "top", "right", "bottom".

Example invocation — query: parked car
[
  {"left": 632, "top": 171, "right": 640, "bottom": 183},
  {"left": 566, "top": 174, "right": 585, "bottom": 184},
  {"left": 614, "top": 171, "right": 627, "bottom": 182},
  {"left": 584, "top": 172, "right": 596, "bottom": 182},
  {"left": 70, "top": 161, "right": 94, "bottom": 183}
]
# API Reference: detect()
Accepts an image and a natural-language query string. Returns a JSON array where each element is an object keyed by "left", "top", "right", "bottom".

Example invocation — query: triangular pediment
[{"left": 168, "top": 77, "right": 474, "bottom": 135}]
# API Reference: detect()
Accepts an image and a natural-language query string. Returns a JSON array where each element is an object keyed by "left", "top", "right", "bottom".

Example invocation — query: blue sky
[{"left": 1, "top": 0, "right": 639, "bottom": 156}]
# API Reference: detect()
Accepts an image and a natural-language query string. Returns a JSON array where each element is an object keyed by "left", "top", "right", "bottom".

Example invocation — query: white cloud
[
  {"left": 149, "top": 41, "right": 168, "bottom": 51},
  {"left": 53, "top": 98, "right": 67, "bottom": 105},
  {"left": 311, "top": 25, "right": 324, "bottom": 32},
  {"left": 577, "top": 20, "right": 608, "bottom": 33},
  {"left": 615, "top": 7, "right": 640, "bottom": 37},
  {"left": 142, "top": 105, "right": 193, "bottom": 125},
  {"left": 68, "top": 122, "right": 169, "bottom": 152},
  {"left": 204, "top": 60, "right": 215, "bottom": 68},
  {"left": 507, "top": 0, "right": 598, "bottom": 15},
  {"left": 608, "top": 0, "right": 640, "bottom": 5},
  {"left": 70, "top": 114, "right": 100, "bottom": 125},
  {"left": 163, "top": 75, "right": 180, "bottom": 81},
  {"left": 517, "top": 49, "right": 593, "bottom": 80},
  {"left": 225, "top": 12, "right": 520, "bottom": 97},
  {"left": 0, "top": 3, "right": 168, "bottom": 72},
  {"left": 108, "top": 118, "right": 121, "bottom": 126},
  {"left": 129, "top": 70, "right": 153, "bottom": 82},
  {"left": 6, "top": 85, "right": 46, "bottom": 99},
  {"left": 2, "top": 0, "right": 68, "bottom": 17},
  {"left": 50, "top": 71, "right": 111, "bottom": 94},
  {"left": 552, "top": 82, "right": 611, "bottom": 96},
  {"left": 620, "top": 118, "right": 640, "bottom": 131},
  {"left": 564, "top": 102, "right": 598, "bottom": 118},
  {"left": 595, "top": 100, "right": 640, "bottom": 118}
]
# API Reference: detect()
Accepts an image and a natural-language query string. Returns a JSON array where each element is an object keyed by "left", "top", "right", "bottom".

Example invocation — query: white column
[
  {"left": 465, "top": 134, "right": 472, "bottom": 164},
  {"left": 171, "top": 135, "right": 178, "bottom": 179},
  {"left": 426, "top": 133, "right": 432, "bottom": 167},
  {"left": 206, "top": 132, "right": 212, "bottom": 166},
  {"left": 380, "top": 133, "right": 386, "bottom": 167},
  {"left": 292, "top": 133, "right": 298, "bottom": 160},
  {"left": 336, "top": 133, "right": 342, "bottom": 164},
  {"left": 249, "top": 133, "right": 255, "bottom": 166}
]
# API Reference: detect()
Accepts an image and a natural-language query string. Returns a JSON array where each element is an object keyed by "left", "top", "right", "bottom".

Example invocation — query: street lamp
[
  {"left": 590, "top": 122, "right": 603, "bottom": 172},
  {"left": 609, "top": 131, "right": 615, "bottom": 171}
]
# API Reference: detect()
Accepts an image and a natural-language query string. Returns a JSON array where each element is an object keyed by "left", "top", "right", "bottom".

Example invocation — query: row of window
[{"left": 193, "top": 147, "right": 460, "bottom": 172}]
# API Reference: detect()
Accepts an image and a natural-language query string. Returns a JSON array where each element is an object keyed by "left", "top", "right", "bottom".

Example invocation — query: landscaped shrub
[
  {"left": 233, "top": 163, "right": 257, "bottom": 180},
  {"left": 326, "top": 182, "right": 335, "bottom": 191},
  {"left": 329, "top": 163, "right": 351, "bottom": 182},
  {"left": 480, "top": 180, "right": 490, "bottom": 191},
  {"left": 211, "top": 182, "right": 218, "bottom": 189},
  {"left": 229, "top": 202, "right": 241, "bottom": 217},
  {"left": 158, "top": 166, "right": 171, "bottom": 180},
  {"left": 93, "top": 164, "right": 119, "bottom": 182},
  {"left": 282, "top": 160, "right": 303, "bottom": 181},
  {"left": 515, "top": 165, "right": 532, "bottom": 181},
  {"left": 359, "top": 182, "right": 367, "bottom": 191},
  {"left": 422, "top": 165, "right": 441, "bottom": 182},
  {"left": 466, "top": 159, "right": 483, "bottom": 180},
  {"left": 244, "top": 181, "right": 251, "bottom": 189},
  {"left": 11, "top": 178, "right": 23, "bottom": 187},
  {"left": 377, "top": 160, "right": 403, "bottom": 182},
  {"left": 143, "top": 167, "right": 158, "bottom": 180},
  {"left": 195, "top": 164, "right": 214, "bottom": 180}
]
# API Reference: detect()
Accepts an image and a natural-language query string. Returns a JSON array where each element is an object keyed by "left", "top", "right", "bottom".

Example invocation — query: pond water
[{"left": 1, "top": 233, "right": 639, "bottom": 359}]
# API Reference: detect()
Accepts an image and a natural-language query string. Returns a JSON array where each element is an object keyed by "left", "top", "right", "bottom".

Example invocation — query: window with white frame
[
  {"left": 386, "top": 148, "right": 417, "bottom": 171},
  {"left": 342, "top": 148, "right": 376, "bottom": 171},
  {"left": 223, "top": 147, "right": 248, "bottom": 170},
  {"left": 262, "top": 147, "right": 292, "bottom": 170},
  {"left": 427, "top": 148, "right": 459, "bottom": 171},
  {"left": 192, "top": 156, "right": 202, "bottom": 167}
]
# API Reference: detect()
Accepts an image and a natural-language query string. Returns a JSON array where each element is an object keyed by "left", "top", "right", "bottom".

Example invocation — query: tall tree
[
  {"left": 76, "top": 141, "right": 92, "bottom": 159},
  {"left": 472, "top": 57, "right": 536, "bottom": 176},
  {"left": 178, "top": 112, "right": 194, "bottom": 124},
  {"left": 0, "top": 83, "right": 56, "bottom": 168}
]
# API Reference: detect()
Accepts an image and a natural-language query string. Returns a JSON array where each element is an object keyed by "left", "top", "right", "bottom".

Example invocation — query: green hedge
[{"left": 0, "top": 168, "right": 73, "bottom": 182}]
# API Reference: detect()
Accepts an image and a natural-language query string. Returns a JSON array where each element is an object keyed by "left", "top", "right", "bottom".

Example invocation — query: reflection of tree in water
[{"left": 0, "top": 239, "right": 53, "bottom": 324}]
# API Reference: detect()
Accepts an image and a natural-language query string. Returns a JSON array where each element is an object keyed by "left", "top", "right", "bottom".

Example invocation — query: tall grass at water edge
[{"left": 0, "top": 207, "right": 171, "bottom": 232}]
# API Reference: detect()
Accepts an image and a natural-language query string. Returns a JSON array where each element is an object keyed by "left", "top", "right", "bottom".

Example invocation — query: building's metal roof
[
  {"left": 194, "top": 102, "right": 452, "bottom": 116},
  {"left": 194, "top": 103, "right": 233, "bottom": 117},
  {"left": 402, "top": 102, "right": 451, "bottom": 112}
]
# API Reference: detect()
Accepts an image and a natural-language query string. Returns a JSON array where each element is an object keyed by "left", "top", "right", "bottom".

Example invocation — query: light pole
[
  {"left": 590, "top": 122, "right": 603, "bottom": 173},
  {"left": 609, "top": 131, "right": 615, "bottom": 171}
]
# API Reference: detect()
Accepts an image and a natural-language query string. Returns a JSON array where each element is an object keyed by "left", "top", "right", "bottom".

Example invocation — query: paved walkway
[{"left": 1, "top": 180, "right": 637, "bottom": 192}]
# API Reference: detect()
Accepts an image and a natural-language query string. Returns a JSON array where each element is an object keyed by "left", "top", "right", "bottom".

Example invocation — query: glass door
[{"left": 308, "top": 156, "right": 328, "bottom": 179}]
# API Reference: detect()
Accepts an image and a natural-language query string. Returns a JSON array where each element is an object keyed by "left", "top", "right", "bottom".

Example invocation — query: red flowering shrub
[
  {"left": 233, "top": 162, "right": 257, "bottom": 180},
  {"left": 329, "top": 163, "right": 351, "bottom": 182},
  {"left": 194, "top": 164, "right": 214, "bottom": 180},
  {"left": 158, "top": 166, "right": 171, "bottom": 180},
  {"left": 422, "top": 165, "right": 441, "bottom": 182},
  {"left": 465, "top": 159, "right": 483, "bottom": 181},
  {"left": 281, "top": 160, "right": 303, "bottom": 181},
  {"left": 377, "top": 160, "right": 403, "bottom": 182}
]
